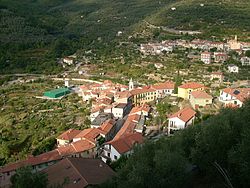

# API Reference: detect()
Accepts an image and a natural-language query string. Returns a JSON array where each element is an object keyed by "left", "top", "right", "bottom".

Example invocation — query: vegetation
[
  {"left": 102, "top": 100, "right": 250, "bottom": 188},
  {"left": 0, "top": 0, "right": 249, "bottom": 74},
  {"left": 0, "top": 80, "right": 90, "bottom": 165},
  {"left": 10, "top": 166, "right": 48, "bottom": 188}
]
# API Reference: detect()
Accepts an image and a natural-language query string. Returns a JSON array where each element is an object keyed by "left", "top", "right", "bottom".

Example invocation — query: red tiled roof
[
  {"left": 43, "top": 158, "right": 116, "bottom": 188},
  {"left": 116, "top": 91, "right": 132, "bottom": 99},
  {"left": 114, "top": 120, "right": 137, "bottom": 140},
  {"left": 151, "top": 81, "right": 175, "bottom": 90},
  {"left": 222, "top": 88, "right": 250, "bottom": 102},
  {"left": 127, "top": 114, "right": 141, "bottom": 123},
  {"left": 57, "top": 140, "right": 95, "bottom": 156},
  {"left": 74, "top": 128, "right": 103, "bottom": 143},
  {"left": 107, "top": 133, "right": 144, "bottom": 154},
  {"left": 169, "top": 107, "right": 196, "bottom": 123},
  {"left": 130, "top": 87, "right": 156, "bottom": 95},
  {"left": 129, "top": 104, "right": 151, "bottom": 115},
  {"left": 99, "top": 119, "right": 116, "bottom": 134},
  {"left": 191, "top": 91, "right": 213, "bottom": 99},
  {"left": 179, "top": 82, "right": 205, "bottom": 89},
  {"left": 57, "top": 129, "right": 82, "bottom": 141},
  {"left": 0, "top": 150, "right": 61, "bottom": 173}
]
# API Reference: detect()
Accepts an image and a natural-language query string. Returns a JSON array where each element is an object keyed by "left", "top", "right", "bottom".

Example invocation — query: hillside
[{"left": 0, "top": 0, "right": 250, "bottom": 73}]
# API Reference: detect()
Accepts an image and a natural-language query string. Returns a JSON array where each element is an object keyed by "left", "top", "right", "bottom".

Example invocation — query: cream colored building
[
  {"left": 228, "top": 35, "right": 241, "bottom": 50},
  {"left": 190, "top": 91, "right": 213, "bottom": 109}
]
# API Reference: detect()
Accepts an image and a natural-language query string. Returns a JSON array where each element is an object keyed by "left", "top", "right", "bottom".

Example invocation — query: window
[
  {"left": 108, "top": 153, "right": 110, "bottom": 157},
  {"left": 114, "top": 155, "right": 118, "bottom": 160}
]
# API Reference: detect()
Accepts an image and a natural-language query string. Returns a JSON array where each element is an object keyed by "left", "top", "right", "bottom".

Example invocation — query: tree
[
  {"left": 245, "top": 50, "right": 250, "bottom": 58},
  {"left": 101, "top": 101, "right": 250, "bottom": 188},
  {"left": 174, "top": 73, "right": 182, "bottom": 94},
  {"left": 10, "top": 166, "right": 48, "bottom": 188}
]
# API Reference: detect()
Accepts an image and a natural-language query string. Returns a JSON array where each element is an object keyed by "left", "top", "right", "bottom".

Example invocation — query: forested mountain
[
  {"left": 0, "top": 0, "right": 250, "bottom": 74},
  {"left": 101, "top": 101, "right": 250, "bottom": 188}
]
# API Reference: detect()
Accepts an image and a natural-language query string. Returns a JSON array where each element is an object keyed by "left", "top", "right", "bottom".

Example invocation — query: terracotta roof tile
[
  {"left": 222, "top": 88, "right": 250, "bottom": 102},
  {"left": 191, "top": 91, "right": 213, "bottom": 99},
  {"left": 151, "top": 81, "right": 175, "bottom": 90},
  {"left": 169, "top": 107, "right": 196, "bottom": 123},
  {"left": 43, "top": 158, "right": 115, "bottom": 188},
  {"left": 99, "top": 119, "right": 116, "bottom": 134},
  {"left": 0, "top": 150, "right": 61, "bottom": 173},
  {"left": 57, "top": 129, "right": 82, "bottom": 141},
  {"left": 107, "top": 133, "right": 144, "bottom": 154},
  {"left": 179, "top": 82, "right": 205, "bottom": 89}
]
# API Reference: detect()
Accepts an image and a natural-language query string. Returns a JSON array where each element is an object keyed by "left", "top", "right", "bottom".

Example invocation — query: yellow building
[
  {"left": 131, "top": 87, "right": 157, "bottom": 106},
  {"left": 178, "top": 82, "right": 205, "bottom": 100}
]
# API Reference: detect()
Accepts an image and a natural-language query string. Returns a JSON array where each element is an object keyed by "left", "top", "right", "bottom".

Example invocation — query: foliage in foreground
[
  {"left": 102, "top": 101, "right": 250, "bottom": 188},
  {"left": 10, "top": 166, "right": 48, "bottom": 188}
]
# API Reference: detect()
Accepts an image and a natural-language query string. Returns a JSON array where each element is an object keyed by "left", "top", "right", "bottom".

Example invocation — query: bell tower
[{"left": 129, "top": 78, "right": 134, "bottom": 91}]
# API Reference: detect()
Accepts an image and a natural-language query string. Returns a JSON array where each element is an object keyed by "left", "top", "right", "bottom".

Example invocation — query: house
[
  {"left": 201, "top": 52, "right": 212, "bottom": 64},
  {"left": 114, "top": 90, "right": 132, "bottom": 104},
  {"left": 214, "top": 52, "right": 228, "bottom": 63},
  {"left": 90, "top": 107, "right": 103, "bottom": 122},
  {"left": 228, "top": 35, "right": 241, "bottom": 50},
  {"left": 63, "top": 57, "right": 74, "bottom": 65},
  {"left": 210, "top": 72, "right": 224, "bottom": 82},
  {"left": 43, "top": 158, "right": 116, "bottom": 188},
  {"left": 178, "top": 82, "right": 205, "bottom": 100},
  {"left": 91, "top": 113, "right": 113, "bottom": 128},
  {"left": 56, "top": 129, "right": 82, "bottom": 146},
  {"left": 190, "top": 91, "right": 213, "bottom": 109},
  {"left": 0, "top": 150, "right": 62, "bottom": 188},
  {"left": 98, "top": 119, "right": 117, "bottom": 141},
  {"left": 219, "top": 88, "right": 250, "bottom": 107},
  {"left": 112, "top": 103, "right": 131, "bottom": 119},
  {"left": 129, "top": 104, "right": 151, "bottom": 117},
  {"left": 101, "top": 133, "right": 144, "bottom": 163},
  {"left": 73, "top": 128, "right": 103, "bottom": 144},
  {"left": 57, "top": 139, "right": 96, "bottom": 158},
  {"left": 240, "top": 57, "right": 250, "bottom": 66},
  {"left": 168, "top": 107, "right": 196, "bottom": 134},
  {"left": 151, "top": 81, "right": 175, "bottom": 98},
  {"left": 228, "top": 64, "right": 239, "bottom": 73},
  {"left": 114, "top": 114, "right": 140, "bottom": 140},
  {"left": 131, "top": 87, "right": 157, "bottom": 106}
]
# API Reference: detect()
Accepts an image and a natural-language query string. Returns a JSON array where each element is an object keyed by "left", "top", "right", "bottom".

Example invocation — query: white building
[
  {"left": 201, "top": 52, "right": 212, "bottom": 64},
  {"left": 63, "top": 57, "right": 74, "bottom": 65},
  {"left": 240, "top": 57, "right": 250, "bottom": 66},
  {"left": 112, "top": 103, "right": 130, "bottom": 119},
  {"left": 219, "top": 88, "right": 250, "bottom": 107},
  {"left": 168, "top": 107, "right": 196, "bottom": 134},
  {"left": 101, "top": 133, "right": 143, "bottom": 163},
  {"left": 228, "top": 64, "right": 239, "bottom": 73}
]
